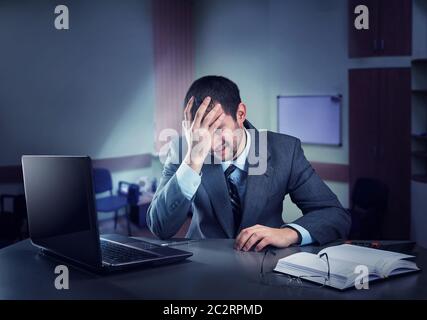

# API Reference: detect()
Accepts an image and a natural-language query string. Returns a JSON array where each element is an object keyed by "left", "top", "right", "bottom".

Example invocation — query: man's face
[{"left": 210, "top": 107, "right": 244, "bottom": 162}]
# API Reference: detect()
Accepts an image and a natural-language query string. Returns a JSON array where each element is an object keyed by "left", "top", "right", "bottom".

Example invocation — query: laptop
[{"left": 21, "top": 155, "right": 192, "bottom": 272}]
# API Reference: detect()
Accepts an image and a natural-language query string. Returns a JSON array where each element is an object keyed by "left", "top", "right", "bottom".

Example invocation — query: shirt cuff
[
  {"left": 175, "top": 162, "right": 202, "bottom": 200},
  {"left": 285, "top": 223, "right": 314, "bottom": 246}
]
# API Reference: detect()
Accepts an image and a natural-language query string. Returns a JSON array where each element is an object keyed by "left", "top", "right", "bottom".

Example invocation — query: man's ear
[{"left": 236, "top": 103, "right": 246, "bottom": 127}]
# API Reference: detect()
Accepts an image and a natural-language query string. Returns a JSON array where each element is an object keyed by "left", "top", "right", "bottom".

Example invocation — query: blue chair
[{"left": 93, "top": 168, "right": 131, "bottom": 235}]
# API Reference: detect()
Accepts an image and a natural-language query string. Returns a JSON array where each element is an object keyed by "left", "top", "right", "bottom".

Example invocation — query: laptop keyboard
[{"left": 100, "top": 239, "right": 158, "bottom": 264}]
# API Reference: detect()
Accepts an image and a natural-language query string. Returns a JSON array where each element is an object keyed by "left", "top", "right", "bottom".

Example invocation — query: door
[
  {"left": 349, "top": 68, "right": 381, "bottom": 187},
  {"left": 378, "top": 68, "right": 411, "bottom": 238},
  {"left": 349, "top": 68, "right": 411, "bottom": 239}
]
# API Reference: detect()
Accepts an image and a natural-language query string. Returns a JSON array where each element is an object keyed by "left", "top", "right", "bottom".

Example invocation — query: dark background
[{"left": 0, "top": 0, "right": 426, "bottom": 246}]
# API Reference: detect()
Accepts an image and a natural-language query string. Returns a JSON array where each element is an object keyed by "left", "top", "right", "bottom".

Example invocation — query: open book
[{"left": 273, "top": 244, "right": 420, "bottom": 290}]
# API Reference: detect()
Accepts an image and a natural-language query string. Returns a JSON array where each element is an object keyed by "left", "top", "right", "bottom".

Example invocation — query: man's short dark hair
[{"left": 184, "top": 76, "right": 242, "bottom": 121}]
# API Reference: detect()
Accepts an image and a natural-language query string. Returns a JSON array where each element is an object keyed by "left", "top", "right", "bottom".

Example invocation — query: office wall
[
  {"left": 0, "top": 0, "right": 156, "bottom": 195},
  {"left": 193, "top": 0, "right": 427, "bottom": 222},
  {"left": 2, "top": 0, "right": 426, "bottom": 225},
  {"left": 192, "top": 0, "right": 347, "bottom": 221}
]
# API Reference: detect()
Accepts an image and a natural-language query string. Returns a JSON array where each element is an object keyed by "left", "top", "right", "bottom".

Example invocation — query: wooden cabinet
[
  {"left": 348, "top": 0, "right": 412, "bottom": 57},
  {"left": 411, "top": 59, "right": 427, "bottom": 183},
  {"left": 349, "top": 68, "right": 411, "bottom": 239},
  {"left": 410, "top": 57, "right": 427, "bottom": 247}
]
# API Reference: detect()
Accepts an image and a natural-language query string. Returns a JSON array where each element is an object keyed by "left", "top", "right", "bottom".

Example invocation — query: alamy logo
[
  {"left": 54, "top": 5, "right": 69, "bottom": 30},
  {"left": 354, "top": 5, "right": 369, "bottom": 30},
  {"left": 354, "top": 265, "right": 369, "bottom": 290},
  {"left": 54, "top": 265, "right": 69, "bottom": 290}
]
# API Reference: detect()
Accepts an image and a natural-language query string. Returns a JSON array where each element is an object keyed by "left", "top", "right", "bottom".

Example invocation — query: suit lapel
[
  {"left": 200, "top": 121, "right": 272, "bottom": 238},
  {"left": 201, "top": 163, "right": 235, "bottom": 238},
  {"left": 239, "top": 126, "right": 272, "bottom": 233},
  {"left": 240, "top": 167, "right": 272, "bottom": 232}
]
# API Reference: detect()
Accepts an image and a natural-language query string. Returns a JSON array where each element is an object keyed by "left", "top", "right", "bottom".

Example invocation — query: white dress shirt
[{"left": 175, "top": 129, "right": 313, "bottom": 245}]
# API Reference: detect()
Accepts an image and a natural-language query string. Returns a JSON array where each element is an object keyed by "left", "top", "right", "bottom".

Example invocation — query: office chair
[
  {"left": 93, "top": 168, "right": 131, "bottom": 236},
  {"left": 0, "top": 194, "right": 28, "bottom": 248},
  {"left": 349, "top": 178, "right": 389, "bottom": 240}
]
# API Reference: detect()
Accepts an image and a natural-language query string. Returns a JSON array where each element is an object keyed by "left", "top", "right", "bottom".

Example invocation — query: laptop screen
[{"left": 22, "top": 156, "right": 102, "bottom": 268}]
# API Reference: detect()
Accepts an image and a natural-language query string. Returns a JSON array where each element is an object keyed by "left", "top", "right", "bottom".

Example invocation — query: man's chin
[{"left": 212, "top": 148, "right": 232, "bottom": 162}]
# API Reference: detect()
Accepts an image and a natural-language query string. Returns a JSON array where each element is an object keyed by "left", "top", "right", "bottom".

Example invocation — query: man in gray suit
[{"left": 147, "top": 76, "right": 350, "bottom": 251}]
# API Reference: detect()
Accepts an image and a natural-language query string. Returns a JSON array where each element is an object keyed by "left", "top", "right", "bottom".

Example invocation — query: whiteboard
[{"left": 277, "top": 95, "right": 342, "bottom": 146}]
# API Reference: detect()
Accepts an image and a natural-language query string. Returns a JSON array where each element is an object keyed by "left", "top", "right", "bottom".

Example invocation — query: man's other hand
[{"left": 234, "top": 225, "right": 299, "bottom": 252}]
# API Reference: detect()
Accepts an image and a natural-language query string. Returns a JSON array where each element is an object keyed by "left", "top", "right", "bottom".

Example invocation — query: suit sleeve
[
  {"left": 146, "top": 139, "right": 196, "bottom": 239},
  {"left": 287, "top": 138, "right": 351, "bottom": 245}
]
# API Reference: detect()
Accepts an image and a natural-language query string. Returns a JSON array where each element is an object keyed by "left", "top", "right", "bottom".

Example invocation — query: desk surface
[{"left": 0, "top": 238, "right": 426, "bottom": 299}]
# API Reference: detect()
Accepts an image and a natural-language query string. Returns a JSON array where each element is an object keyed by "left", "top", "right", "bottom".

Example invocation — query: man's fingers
[
  {"left": 201, "top": 104, "right": 222, "bottom": 128},
  {"left": 243, "top": 224, "right": 262, "bottom": 232},
  {"left": 235, "top": 228, "right": 250, "bottom": 248},
  {"left": 235, "top": 225, "right": 264, "bottom": 249},
  {"left": 235, "top": 229, "right": 252, "bottom": 250},
  {"left": 242, "top": 232, "right": 264, "bottom": 252},
  {"left": 255, "top": 238, "right": 271, "bottom": 252},
  {"left": 184, "top": 96, "right": 194, "bottom": 124},
  {"left": 208, "top": 113, "right": 226, "bottom": 133},
  {"left": 236, "top": 228, "right": 264, "bottom": 251},
  {"left": 194, "top": 96, "right": 211, "bottom": 128},
  {"left": 235, "top": 225, "right": 263, "bottom": 244}
]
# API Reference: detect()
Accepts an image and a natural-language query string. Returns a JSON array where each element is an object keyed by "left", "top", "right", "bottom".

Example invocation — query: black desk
[{"left": 0, "top": 238, "right": 426, "bottom": 299}]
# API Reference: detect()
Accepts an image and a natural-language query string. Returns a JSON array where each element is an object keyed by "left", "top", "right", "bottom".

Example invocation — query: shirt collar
[{"left": 221, "top": 128, "right": 251, "bottom": 172}]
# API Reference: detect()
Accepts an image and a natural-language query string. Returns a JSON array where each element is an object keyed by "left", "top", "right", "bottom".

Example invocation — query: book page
[
  {"left": 318, "top": 244, "right": 414, "bottom": 272},
  {"left": 278, "top": 252, "right": 327, "bottom": 273},
  {"left": 275, "top": 245, "right": 419, "bottom": 290},
  {"left": 276, "top": 252, "right": 355, "bottom": 279}
]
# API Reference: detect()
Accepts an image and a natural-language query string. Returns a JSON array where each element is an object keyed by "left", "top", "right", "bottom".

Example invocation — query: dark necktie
[{"left": 224, "top": 164, "right": 243, "bottom": 236}]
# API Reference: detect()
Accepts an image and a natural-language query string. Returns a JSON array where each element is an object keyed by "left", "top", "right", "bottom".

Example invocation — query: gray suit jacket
[{"left": 147, "top": 120, "right": 351, "bottom": 245}]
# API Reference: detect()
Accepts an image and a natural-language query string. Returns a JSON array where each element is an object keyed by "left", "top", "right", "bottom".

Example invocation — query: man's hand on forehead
[
  {"left": 192, "top": 97, "right": 218, "bottom": 120},
  {"left": 182, "top": 96, "right": 226, "bottom": 173}
]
